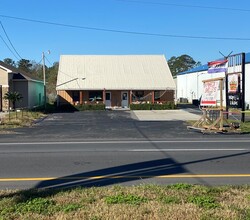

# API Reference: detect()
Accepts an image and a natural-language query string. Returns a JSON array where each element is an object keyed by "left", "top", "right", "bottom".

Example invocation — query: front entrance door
[
  {"left": 105, "top": 92, "right": 111, "bottom": 107},
  {"left": 121, "top": 91, "right": 128, "bottom": 108}
]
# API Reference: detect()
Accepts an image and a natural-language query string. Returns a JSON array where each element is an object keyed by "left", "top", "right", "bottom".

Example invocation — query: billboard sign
[
  {"left": 200, "top": 81, "right": 219, "bottom": 106},
  {"left": 208, "top": 60, "right": 228, "bottom": 74}
]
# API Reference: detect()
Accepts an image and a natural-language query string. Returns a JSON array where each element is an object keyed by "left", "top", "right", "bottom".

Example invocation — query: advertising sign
[
  {"left": 200, "top": 81, "right": 219, "bottom": 106},
  {"left": 228, "top": 73, "right": 239, "bottom": 93},
  {"left": 208, "top": 60, "right": 228, "bottom": 74},
  {"left": 228, "top": 93, "right": 242, "bottom": 108},
  {"left": 227, "top": 73, "right": 241, "bottom": 108}
]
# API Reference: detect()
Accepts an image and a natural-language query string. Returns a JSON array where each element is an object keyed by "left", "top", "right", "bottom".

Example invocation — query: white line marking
[{"left": 0, "top": 140, "right": 250, "bottom": 145}]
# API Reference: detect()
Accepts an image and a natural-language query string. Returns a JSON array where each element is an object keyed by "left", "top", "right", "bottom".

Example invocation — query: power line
[
  {"left": 45, "top": 55, "right": 74, "bottom": 79},
  {"left": 0, "top": 14, "right": 250, "bottom": 41},
  {"left": 116, "top": 0, "right": 250, "bottom": 12},
  {"left": 0, "top": 21, "right": 22, "bottom": 59},
  {"left": 45, "top": 56, "right": 53, "bottom": 66},
  {"left": 0, "top": 33, "right": 20, "bottom": 60}
]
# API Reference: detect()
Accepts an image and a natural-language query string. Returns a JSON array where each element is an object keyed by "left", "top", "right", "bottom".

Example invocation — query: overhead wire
[
  {"left": 0, "top": 14, "right": 250, "bottom": 41},
  {"left": 116, "top": 0, "right": 250, "bottom": 12},
  {"left": 0, "top": 33, "right": 19, "bottom": 60},
  {"left": 0, "top": 21, "right": 22, "bottom": 59},
  {"left": 45, "top": 55, "right": 74, "bottom": 79}
]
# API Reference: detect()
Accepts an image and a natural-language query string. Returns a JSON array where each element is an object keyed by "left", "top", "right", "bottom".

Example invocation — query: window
[
  {"left": 134, "top": 91, "right": 144, "bottom": 100},
  {"left": 89, "top": 91, "right": 103, "bottom": 102},
  {"left": 105, "top": 92, "right": 111, "bottom": 101},
  {"left": 154, "top": 91, "right": 160, "bottom": 101},
  {"left": 122, "top": 92, "right": 128, "bottom": 100},
  {"left": 72, "top": 91, "right": 79, "bottom": 102}
]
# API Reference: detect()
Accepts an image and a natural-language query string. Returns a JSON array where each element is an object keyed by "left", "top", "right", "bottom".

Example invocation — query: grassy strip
[
  {"left": 187, "top": 120, "right": 250, "bottom": 133},
  {"left": 0, "top": 184, "right": 250, "bottom": 219},
  {"left": 0, "top": 110, "right": 46, "bottom": 130},
  {"left": 239, "top": 121, "right": 250, "bottom": 133}
]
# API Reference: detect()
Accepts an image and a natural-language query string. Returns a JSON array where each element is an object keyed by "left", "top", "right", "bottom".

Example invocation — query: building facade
[
  {"left": 177, "top": 52, "right": 250, "bottom": 109},
  {"left": 0, "top": 61, "right": 44, "bottom": 111},
  {"left": 56, "top": 55, "right": 176, "bottom": 108}
]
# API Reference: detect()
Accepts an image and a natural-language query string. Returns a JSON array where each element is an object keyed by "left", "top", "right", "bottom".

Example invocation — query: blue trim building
[{"left": 176, "top": 52, "right": 250, "bottom": 108}]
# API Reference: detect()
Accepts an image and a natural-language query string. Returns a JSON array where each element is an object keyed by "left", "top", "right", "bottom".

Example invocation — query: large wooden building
[{"left": 56, "top": 55, "right": 176, "bottom": 108}]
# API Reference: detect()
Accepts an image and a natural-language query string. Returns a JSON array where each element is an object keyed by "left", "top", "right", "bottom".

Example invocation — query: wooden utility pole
[{"left": 42, "top": 52, "right": 46, "bottom": 110}]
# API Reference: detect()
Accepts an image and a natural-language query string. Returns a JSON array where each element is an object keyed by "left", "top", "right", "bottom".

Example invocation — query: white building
[{"left": 177, "top": 52, "right": 250, "bottom": 109}]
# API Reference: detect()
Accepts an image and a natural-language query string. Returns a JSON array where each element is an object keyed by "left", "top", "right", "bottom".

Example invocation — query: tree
[
  {"left": 4, "top": 91, "right": 23, "bottom": 110},
  {"left": 3, "top": 58, "right": 16, "bottom": 67},
  {"left": 46, "top": 62, "right": 59, "bottom": 102},
  {"left": 17, "top": 59, "right": 33, "bottom": 73},
  {"left": 168, "top": 54, "right": 201, "bottom": 77}
]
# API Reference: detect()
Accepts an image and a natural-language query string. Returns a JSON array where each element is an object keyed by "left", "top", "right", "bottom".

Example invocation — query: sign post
[{"left": 226, "top": 53, "right": 245, "bottom": 122}]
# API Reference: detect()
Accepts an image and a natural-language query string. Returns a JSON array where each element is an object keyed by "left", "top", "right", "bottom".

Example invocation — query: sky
[{"left": 0, "top": 0, "right": 250, "bottom": 66}]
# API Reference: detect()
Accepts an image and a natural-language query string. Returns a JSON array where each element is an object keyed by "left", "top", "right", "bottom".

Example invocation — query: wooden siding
[{"left": 57, "top": 89, "right": 175, "bottom": 107}]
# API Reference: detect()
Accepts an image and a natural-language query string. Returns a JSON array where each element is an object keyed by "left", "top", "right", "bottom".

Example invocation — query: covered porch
[{"left": 57, "top": 89, "right": 175, "bottom": 108}]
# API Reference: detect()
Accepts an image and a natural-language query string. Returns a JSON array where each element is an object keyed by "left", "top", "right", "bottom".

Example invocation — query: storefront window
[
  {"left": 72, "top": 91, "right": 79, "bottom": 102},
  {"left": 89, "top": 91, "right": 103, "bottom": 102}
]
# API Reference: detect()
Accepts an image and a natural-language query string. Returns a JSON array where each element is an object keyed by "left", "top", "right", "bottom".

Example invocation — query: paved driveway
[
  {"left": 0, "top": 110, "right": 204, "bottom": 142},
  {"left": 132, "top": 109, "right": 200, "bottom": 121}
]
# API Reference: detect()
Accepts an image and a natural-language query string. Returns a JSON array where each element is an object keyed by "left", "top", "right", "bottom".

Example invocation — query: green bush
[
  {"left": 130, "top": 103, "right": 151, "bottom": 110},
  {"left": 76, "top": 104, "right": 105, "bottom": 111},
  {"left": 130, "top": 102, "right": 176, "bottom": 110}
]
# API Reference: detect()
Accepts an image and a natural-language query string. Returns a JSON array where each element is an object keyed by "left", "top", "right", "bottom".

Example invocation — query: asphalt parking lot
[{"left": 0, "top": 109, "right": 204, "bottom": 142}]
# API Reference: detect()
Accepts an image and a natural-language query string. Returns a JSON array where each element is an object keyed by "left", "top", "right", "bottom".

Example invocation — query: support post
[
  {"left": 219, "top": 79, "right": 224, "bottom": 130},
  {"left": 241, "top": 53, "right": 245, "bottom": 122},
  {"left": 103, "top": 89, "right": 106, "bottom": 104},
  {"left": 130, "top": 90, "right": 133, "bottom": 105},
  {"left": 80, "top": 91, "right": 83, "bottom": 105}
]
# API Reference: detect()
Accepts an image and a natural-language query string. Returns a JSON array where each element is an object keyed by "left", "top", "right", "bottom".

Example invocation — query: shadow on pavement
[
  {"left": 1, "top": 150, "right": 249, "bottom": 204},
  {"left": 35, "top": 158, "right": 185, "bottom": 189},
  {"left": 35, "top": 152, "right": 250, "bottom": 189},
  {"left": 33, "top": 151, "right": 250, "bottom": 190}
]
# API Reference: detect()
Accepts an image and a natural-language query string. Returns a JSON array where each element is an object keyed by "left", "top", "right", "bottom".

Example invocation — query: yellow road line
[{"left": 1, "top": 174, "right": 250, "bottom": 182}]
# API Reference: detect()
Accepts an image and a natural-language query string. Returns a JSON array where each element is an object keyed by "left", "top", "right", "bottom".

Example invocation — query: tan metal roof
[{"left": 56, "top": 55, "right": 176, "bottom": 91}]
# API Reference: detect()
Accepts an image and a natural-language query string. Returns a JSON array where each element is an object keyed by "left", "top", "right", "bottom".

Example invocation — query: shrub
[
  {"left": 130, "top": 103, "right": 151, "bottom": 110},
  {"left": 130, "top": 102, "right": 176, "bottom": 110},
  {"left": 75, "top": 104, "right": 105, "bottom": 111}
]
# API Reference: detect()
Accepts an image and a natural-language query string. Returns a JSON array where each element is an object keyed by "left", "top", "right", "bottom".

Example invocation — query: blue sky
[{"left": 0, "top": 0, "right": 250, "bottom": 66}]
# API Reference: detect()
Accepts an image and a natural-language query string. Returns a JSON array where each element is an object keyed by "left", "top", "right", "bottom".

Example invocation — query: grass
[
  {"left": 0, "top": 184, "right": 250, "bottom": 219},
  {"left": 187, "top": 119, "right": 250, "bottom": 133},
  {"left": 0, "top": 110, "right": 46, "bottom": 130},
  {"left": 239, "top": 121, "right": 250, "bottom": 133}
]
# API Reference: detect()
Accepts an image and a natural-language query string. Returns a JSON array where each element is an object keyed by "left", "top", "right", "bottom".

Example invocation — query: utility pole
[
  {"left": 42, "top": 50, "right": 50, "bottom": 110},
  {"left": 42, "top": 52, "right": 46, "bottom": 110}
]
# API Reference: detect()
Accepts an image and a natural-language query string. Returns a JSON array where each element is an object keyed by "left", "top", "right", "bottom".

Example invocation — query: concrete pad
[{"left": 131, "top": 109, "right": 201, "bottom": 121}]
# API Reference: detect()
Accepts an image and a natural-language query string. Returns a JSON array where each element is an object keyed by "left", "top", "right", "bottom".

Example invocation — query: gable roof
[
  {"left": 0, "top": 61, "right": 42, "bottom": 82},
  {"left": 56, "top": 55, "right": 176, "bottom": 91},
  {"left": 178, "top": 52, "right": 250, "bottom": 76}
]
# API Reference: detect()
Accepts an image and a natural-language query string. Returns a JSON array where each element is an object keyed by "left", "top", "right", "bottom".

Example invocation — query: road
[{"left": 0, "top": 111, "right": 250, "bottom": 190}]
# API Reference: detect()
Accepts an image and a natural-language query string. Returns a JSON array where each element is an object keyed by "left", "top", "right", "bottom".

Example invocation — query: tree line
[{"left": 167, "top": 54, "right": 201, "bottom": 77}]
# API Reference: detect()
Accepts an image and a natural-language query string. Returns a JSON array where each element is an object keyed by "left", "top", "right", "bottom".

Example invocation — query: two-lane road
[{"left": 0, "top": 139, "right": 250, "bottom": 189}]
